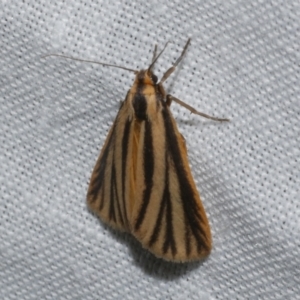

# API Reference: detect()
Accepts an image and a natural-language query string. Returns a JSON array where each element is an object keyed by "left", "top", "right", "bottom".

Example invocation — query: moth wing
[
  {"left": 130, "top": 106, "right": 212, "bottom": 262},
  {"left": 87, "top": 100, "right": 135, "bottom": 232}
]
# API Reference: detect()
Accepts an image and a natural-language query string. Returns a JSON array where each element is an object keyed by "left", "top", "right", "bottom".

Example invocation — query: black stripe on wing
[
  {"left": 134, "top": 120, "right": 154, "bottom": 231},
  {"left": 121, "top": 118, "right": 131, "bottom": 226}
]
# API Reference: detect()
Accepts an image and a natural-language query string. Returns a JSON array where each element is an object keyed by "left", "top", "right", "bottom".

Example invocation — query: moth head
[{"left": 134, "top": 70, "right": 158, "bottom": 86}]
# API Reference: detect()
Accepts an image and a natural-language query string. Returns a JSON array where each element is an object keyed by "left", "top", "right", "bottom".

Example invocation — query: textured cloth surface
[{"left": 1, "top": 1, "right": 300, "bottom": 299}]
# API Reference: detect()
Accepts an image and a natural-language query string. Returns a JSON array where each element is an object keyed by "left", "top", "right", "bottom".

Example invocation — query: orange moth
[{"left": 85, "top": 39, "right": 229, "bottom": 262}]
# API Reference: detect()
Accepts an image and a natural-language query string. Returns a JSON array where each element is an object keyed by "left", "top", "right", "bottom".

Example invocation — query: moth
[{"left": 86, "top": 39, "right": 228, "bottom": 262}]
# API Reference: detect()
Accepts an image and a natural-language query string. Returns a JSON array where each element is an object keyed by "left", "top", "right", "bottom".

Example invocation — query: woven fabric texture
[{"left": 1, "top": 1, "right": 299, "bottom": 299}]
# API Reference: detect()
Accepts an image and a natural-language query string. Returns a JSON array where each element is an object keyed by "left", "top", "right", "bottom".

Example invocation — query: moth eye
[{"left": 151, "top": 74, "right": 158, "bottom": 84}]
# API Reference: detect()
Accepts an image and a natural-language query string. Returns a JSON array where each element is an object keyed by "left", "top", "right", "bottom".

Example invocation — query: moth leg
[
  {"left": 166, "top": 95, "right": 229, "bottom": 122},
  {"left": 166, "top": 95, "right": 172, "bottom": 107},
  {"left": 160, "top": 38, "right": 191, "bottom": 83}
]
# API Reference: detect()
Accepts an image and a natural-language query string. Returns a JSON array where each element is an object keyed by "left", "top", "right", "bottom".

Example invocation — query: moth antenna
[
  {"left": 148, "top": 41, "right": 171, "bottom": 72},
  {"left": 42, "top": 54, "right": 138, "bottom": 74}
]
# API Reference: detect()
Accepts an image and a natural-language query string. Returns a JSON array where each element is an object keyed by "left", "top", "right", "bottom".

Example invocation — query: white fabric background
[{"left": 1, "top": 0, "right": 299, "bottom": 299}]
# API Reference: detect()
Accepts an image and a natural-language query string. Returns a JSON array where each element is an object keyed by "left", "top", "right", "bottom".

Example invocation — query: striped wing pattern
[
  {"left": 131, "top": 105, "right": 212, "bottom": 262},
  {"left": 87, "top": 90, "right": 212, "bottom": 262},
  {"left": 85, "top": 38, "right": 219, "bottom": 262},
  {"left": 87, "top": 100, "right": 135, "bottom": 232}
]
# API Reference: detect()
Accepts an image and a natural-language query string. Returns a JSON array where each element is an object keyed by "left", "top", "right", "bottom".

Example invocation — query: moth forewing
[
  {"left": 87, "top": 121, "right": 116, "bottom": 220},
  {"left": 171, "top": 111, "right": 212, "bottom": 259},
  {"left": 133, "top": 107, "right": 211, "bottom": 262},
  {"left": 87, "top": 100, "right": 134, "bottom": 232}
]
